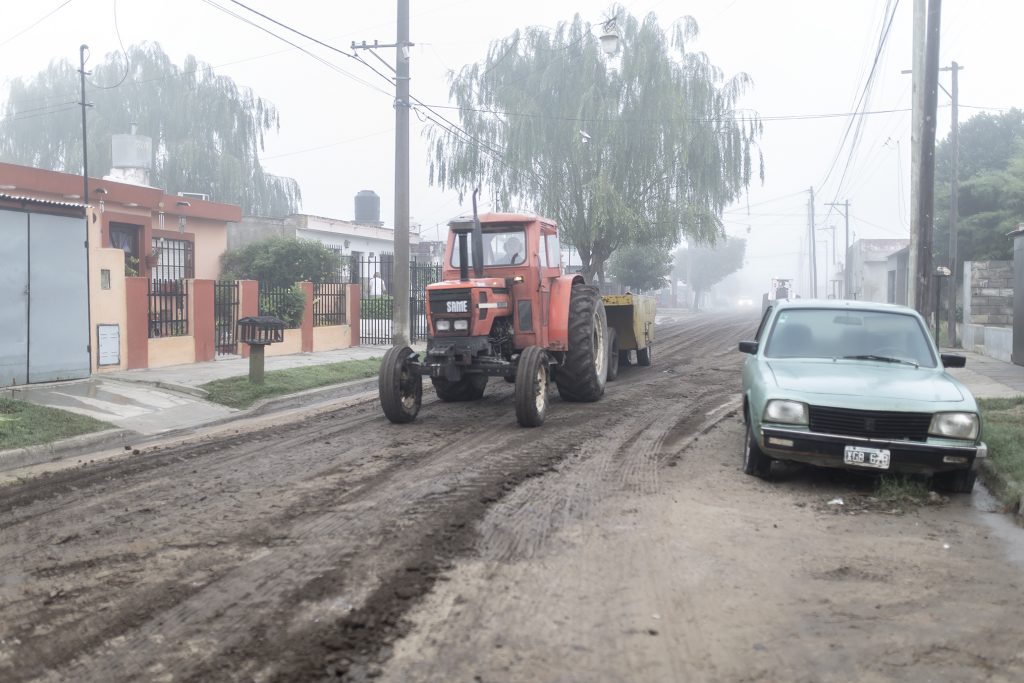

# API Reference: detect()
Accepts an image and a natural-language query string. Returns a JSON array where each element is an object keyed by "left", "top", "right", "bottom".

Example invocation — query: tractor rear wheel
[
  {"left": 606, "top": 327, "right": 620, "bottom": 382},
  {"left": 431, "top": 374, "right": 488, "bottom": 401},
  {"left": 515, "top": 345, "right": 549, "bottom": 427},
  {"left": 554, "top": 284, "right": 608, "bottom": 402},
  {"left": 379, "top": 346, "right": 422, "bottom": 423}
]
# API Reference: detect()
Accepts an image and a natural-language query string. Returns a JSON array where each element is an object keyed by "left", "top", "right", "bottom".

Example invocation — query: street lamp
[{"left": 599, "top": 18, "right": 619, "bottom": 55}]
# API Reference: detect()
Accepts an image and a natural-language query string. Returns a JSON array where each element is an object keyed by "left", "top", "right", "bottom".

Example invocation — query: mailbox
[
  {"left": 237, "top": 315, "right": 285, "bottom": 385},
  {"left": 237, "top": 316, "right": 285, "bottom": 346}
]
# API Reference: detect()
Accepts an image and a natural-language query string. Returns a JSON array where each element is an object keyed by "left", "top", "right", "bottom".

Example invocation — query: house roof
[
  {"left": 0, "top": 162, "right": 241, "bottom": 222},
  {"left": 0, "top": 192, "right": 86, "bottom": 211},
  {"left": 0, "top": 192, "right": 85, "bottom": 216}
]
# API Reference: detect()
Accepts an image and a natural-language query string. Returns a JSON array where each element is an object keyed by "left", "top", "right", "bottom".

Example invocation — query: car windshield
[
  {"left": 450, "top": 228, "right": 526, "bottom": 268},
  {"left": 763, "top": 308, "right": 937, "bottom": 368}
]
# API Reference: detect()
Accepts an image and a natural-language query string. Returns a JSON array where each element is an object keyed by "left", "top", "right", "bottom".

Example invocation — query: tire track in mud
[{"left": 0, "top": 312, "right": 755, "bottom": 682}]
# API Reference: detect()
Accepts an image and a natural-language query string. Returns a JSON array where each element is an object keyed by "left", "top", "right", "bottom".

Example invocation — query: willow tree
[
  {"left": 0, "top": 43, "right": 299, "bottom": 217},
  {"left": 428, "top": 8, "right": 762, "bottom": 280}
]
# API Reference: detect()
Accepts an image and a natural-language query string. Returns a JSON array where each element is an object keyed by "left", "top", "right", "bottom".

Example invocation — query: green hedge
[{"left": 361, "top": 295, "right": 393, "bottom": 320}]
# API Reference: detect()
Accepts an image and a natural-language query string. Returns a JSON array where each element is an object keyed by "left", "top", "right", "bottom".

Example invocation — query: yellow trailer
[{"left": 602, "top": 293, "right": 656, "bottom": 379}]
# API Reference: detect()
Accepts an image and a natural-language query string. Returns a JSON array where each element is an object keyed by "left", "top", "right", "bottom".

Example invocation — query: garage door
[{"left": 0, "top": 209, "right": 90, "bottom": 387}]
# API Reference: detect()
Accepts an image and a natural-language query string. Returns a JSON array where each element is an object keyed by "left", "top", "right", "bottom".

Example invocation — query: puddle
[{"left": 972, "top": 483, "right": 1024, "bottom": 569}]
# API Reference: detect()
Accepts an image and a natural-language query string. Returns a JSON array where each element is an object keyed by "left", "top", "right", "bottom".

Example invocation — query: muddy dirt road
[{"left": 2, "top": 311, "right": 1023, "bottom": 682}]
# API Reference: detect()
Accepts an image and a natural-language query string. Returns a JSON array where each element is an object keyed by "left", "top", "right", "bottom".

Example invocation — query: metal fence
[
  {"left": 214, "top": 280, "right": 239, "bottom": 356},
  {"left": 259, "top": 284, "right": 303, "bottom": 329},
  {"left": 148, "top": 279, "right": 190, "bottom": 338},
  {"left": 314, "top": 281, "right": 347, "bottom": 326},
  {"left": 356, "top": 256, "right": 442, "bottom": 344}
]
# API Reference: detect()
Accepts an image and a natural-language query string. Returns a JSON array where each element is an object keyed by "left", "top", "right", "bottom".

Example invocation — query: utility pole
[
  {"left": 826, "top": 201, "right": 850, "bottom": 298},
  {"left": 944, "top": 61, "right": 963, "bottom": 346},
  {"left": 907, "top": 0, "right": 926, "bottom": 311},
  {"left": 393, "top": 0, "right": 411, "bottom": 346},
  {"left": 910, "top": 0, "right": 943, "bottom": 318},
  {"left": 79, "top": 45, "right": 90, "bottom": 202},
  {"left": 808, "top": 186, "right": 817, "bottom": 297},
  {"left": 353, "top": 2, "right": 412, "bottom": 346}
]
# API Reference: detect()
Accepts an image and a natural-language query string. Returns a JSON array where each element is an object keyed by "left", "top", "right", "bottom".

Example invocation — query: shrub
[
  {"left": 260, "top": 285, "right": 306, "bottom": 328},
  {"left": 361, "top": 295, "right": 393, "bottom": 320}
]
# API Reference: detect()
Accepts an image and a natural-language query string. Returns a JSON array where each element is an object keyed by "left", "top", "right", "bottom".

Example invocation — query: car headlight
[
  {"left": 929, "top": 412, "right": 979, "bottom": 440},
  {"left": 763, "top": 399, "right": 809, "bottom": 425},
  {"left": 453, "top": 319, "right": 469, "bottom": 331},
  {"left": 435, "top": 319, "right": 451, "bottom": 331}
]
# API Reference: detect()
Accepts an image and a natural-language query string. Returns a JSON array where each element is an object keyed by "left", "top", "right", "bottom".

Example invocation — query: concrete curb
[
  {"left": 0, "top": 428, "right": 137, "bottom": 473},
  {"left": 246, "top": 377, "right": 379, "bottom": 416},
  {"left": 0, "top": 377, "right": 382, "bottom": 475},
  {"left": 978, "top": 459, "right": 1024, "bottom": 524}
]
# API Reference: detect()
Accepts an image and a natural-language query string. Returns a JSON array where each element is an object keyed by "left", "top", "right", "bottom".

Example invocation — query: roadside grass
[
  {"left": 0, "top": 397, "right": 113, "bottom": 451},
  {"left": 977, "top": 397, "right": 1024, "bottom": 509},
  {"left": 875, "top": 475, "right": 933, "bottom": 506},
  {"left": 198, "top": 358, "right": 381, "bottom": 409}
]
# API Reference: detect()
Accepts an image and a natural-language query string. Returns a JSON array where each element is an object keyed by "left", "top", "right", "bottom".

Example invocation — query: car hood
[{"left": 766, "top": 359, "right": 965, "bottom": 402}]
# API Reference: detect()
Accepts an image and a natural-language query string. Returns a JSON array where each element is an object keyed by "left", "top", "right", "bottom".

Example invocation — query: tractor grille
[
  {"left": 808, "top": 406, "right": 932, "bottom": 442},
  {"left": 429, "top": 288, "right": 472, "bottom": 316}
]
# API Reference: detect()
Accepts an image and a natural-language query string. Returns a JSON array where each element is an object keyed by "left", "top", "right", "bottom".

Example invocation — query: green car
[{"left": 739, "top": 299, "right": 986, "bottom": 493}]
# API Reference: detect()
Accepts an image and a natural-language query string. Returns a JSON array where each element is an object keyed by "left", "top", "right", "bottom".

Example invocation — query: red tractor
[{"left": 378, "top": 198, "right": 608, "bottom": 427}]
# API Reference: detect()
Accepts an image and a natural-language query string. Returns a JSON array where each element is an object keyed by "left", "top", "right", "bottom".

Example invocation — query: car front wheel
[{"left": 743, "top": 422, "right": 772, "bottom": 479}]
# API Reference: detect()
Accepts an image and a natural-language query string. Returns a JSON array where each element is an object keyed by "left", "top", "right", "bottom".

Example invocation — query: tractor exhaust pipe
[
  {"left": 458, "top": 231, "right": 469, "bottom": 282},
  {"left": 471, "top": 188, "right": 484, "bottom": 278}
]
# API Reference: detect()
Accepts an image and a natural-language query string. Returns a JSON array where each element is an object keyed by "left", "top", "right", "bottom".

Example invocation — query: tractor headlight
[
  {"left": 435, "top": 319, "right": 451, "bottom": 332},
  {"left": 453, "top": 319, "right": 469, "bottom": 331},
  {"left": 929, "top": 412, "right": 979, "bottom": 440},
  {"left": 763, "top": 399, "right": 809, "bottom": 425}
]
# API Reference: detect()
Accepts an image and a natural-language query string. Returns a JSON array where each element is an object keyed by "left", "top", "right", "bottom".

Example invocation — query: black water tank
[{"left": 355, "top": 190, "right": 381, "bottom": 224}]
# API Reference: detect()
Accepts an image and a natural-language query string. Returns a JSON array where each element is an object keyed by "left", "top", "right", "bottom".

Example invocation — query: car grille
[
  {"left": 808, "top": 406, "right": 931, "bottom": 442},
  {"left": 428, "top": 288, "right": 472, "bottom": 316}
]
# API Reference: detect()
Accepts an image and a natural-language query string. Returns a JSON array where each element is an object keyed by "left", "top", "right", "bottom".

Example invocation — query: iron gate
[
  {"left": 357, "top": 256, "right": 442, "bottom": 345},
  {"left": 214, "top": 280, "right": 239, "bottom": 356}
]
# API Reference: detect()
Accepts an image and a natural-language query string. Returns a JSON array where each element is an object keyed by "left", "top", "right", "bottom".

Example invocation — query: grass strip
[
  {"left": 977, "top": 397, "right": 1024, "bottom": 509},
  {"left": 198, "top": 358, "right": 381, "bottom": 409},
  {"left": 0, "top": 397, "right": 113, "bottom": 451},
  {"left": 875, "top": 474, "right": 933, "bottom": 505}
]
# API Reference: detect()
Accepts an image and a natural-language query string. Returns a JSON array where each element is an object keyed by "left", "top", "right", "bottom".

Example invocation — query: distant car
[
  {"left": 736, "top": 298, "right": 754, "bottom": 308},
  {"left": 738, "top": 299, "right": 987, "bottom": 492}
]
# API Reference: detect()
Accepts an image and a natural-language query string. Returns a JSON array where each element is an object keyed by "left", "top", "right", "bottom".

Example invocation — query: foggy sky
[{"left": 2, "top": 0, "right": 1021, "bottom": 299}]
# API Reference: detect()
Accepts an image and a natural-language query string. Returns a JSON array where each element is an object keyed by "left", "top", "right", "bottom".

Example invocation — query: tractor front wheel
[
  {"left": 515, "top": 345, "right": 549, "bottom": 427},
  {"left": 379, "top": 346, "right": 422, "bottom": 423}
]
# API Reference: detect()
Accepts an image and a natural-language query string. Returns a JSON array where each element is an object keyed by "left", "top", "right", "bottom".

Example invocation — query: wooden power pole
[
  {"left": 945, "top": 61, "right": 963, "bottom": 346},
  {"left": 912, "top": 0, "right": 943, "bottom": 318}
]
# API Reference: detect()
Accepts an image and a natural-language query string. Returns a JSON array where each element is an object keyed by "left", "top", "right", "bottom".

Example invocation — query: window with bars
[{"left": 151, "top": 237, "right": 195, "bottom": 281}]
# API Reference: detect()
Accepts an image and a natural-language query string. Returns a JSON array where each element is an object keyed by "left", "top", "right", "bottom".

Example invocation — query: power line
[
  {"left": 815, "top": 0, "right": 901, "bottom": 192},
  {"left": 200, "top": 0, "right": 393, "bottom": 97},
  {"left": 0, "top": 0, "right": 75, "bottom": 50}
]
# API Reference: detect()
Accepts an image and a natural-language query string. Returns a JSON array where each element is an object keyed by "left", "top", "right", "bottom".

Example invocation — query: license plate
[{"left": 843, "top": 445, "right": 891, "bottom": 470}]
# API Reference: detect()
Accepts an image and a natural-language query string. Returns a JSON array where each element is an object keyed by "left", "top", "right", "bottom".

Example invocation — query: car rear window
[{"left": 764, "top": 308, "right": 937, "bottom": 367}]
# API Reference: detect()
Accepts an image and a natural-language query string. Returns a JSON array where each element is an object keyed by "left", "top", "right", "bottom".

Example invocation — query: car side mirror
[
  {"left": 940, "top": 353, "right": 966, "bottom": 368},
  {"left": 738, "top": 340, "right": 759, "bottom": 354}
]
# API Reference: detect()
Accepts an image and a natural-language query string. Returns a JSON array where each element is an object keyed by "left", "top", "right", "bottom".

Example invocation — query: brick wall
[{"left": 968, "top": 260, "right": 1014, "bottom": 326}]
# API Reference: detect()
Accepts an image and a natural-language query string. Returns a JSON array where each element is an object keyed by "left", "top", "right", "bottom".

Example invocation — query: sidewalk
[
  {"left": 1, "top": 345, "right": 393, "bottom": 439},
  {"left": 943, "top": 348, "right": 1024, "bottom": 400}
]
